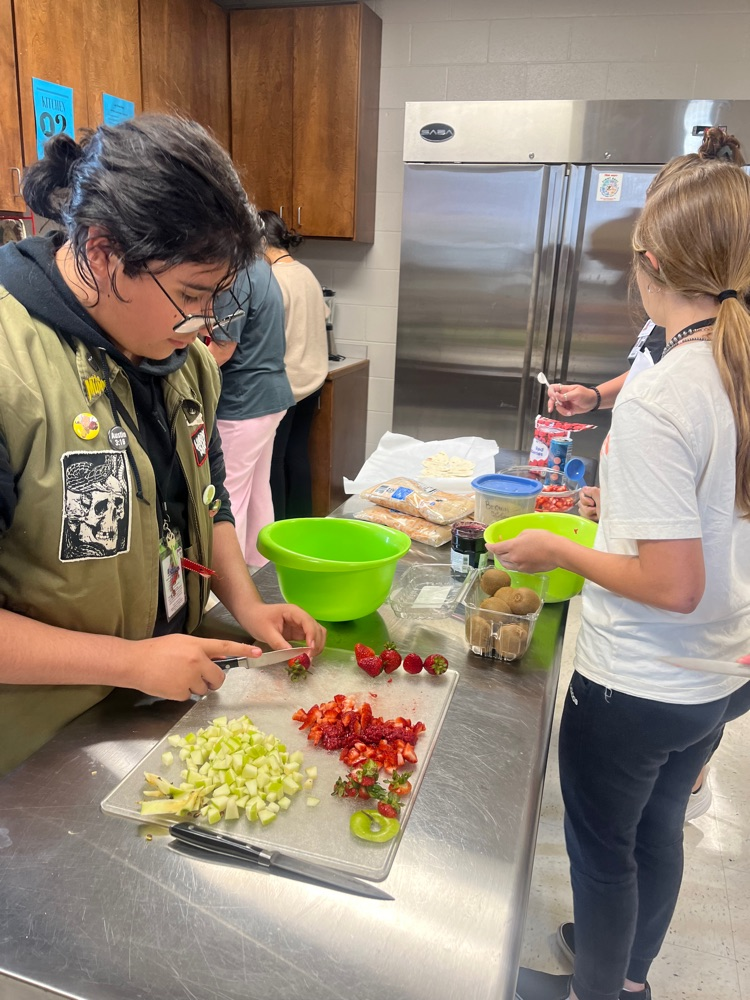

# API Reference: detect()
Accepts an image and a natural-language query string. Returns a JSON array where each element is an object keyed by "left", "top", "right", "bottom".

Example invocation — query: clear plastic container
[
  {"left": 462, "top": 570, "right": 548, "bottom": 662},
  {"left": 471, "top": 473, "right": 542, "bottom": 525},
  {"left": 498, "top": 464, "right": 581, "bottom": 514},
  {"left": 389, "top": 564, "right": 468, "bottom": 620}
]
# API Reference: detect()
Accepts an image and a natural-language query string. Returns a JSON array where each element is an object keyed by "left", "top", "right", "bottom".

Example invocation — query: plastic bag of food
[
  {"left": 529, "top": 416, "right": 597, "bottom": 467},
  {"left": 354, "top": 506, "right": 452, "bottom": 546},
  {"left": 359, "top": 477, "right": 474, "bottom": 525}
]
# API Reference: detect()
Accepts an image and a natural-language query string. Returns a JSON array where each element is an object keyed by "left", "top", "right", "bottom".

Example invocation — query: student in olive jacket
[{"left": 0, "top": 116, "right": 325, "bottom": 775}]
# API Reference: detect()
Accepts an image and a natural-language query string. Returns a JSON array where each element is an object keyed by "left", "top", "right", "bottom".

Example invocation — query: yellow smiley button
[{"left": 73, "top": 412, "right": 100, "bottom": 440}]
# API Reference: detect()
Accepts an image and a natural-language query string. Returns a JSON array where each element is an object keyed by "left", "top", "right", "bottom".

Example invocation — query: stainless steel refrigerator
[{"left": 393, "top": 99, "right": 750, "bottom": 461}]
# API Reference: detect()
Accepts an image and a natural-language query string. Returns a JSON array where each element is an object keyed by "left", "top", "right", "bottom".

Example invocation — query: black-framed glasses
[{"left": 145, "top": 265, "right": 244, "bottom": 336}]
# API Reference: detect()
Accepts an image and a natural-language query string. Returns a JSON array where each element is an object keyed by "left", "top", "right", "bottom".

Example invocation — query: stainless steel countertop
[{"left": 0, "top": 498, "right": 567, "bottom": 1000}]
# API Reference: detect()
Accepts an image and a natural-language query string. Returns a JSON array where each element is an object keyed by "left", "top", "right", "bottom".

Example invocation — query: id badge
[
  {"left": 627, "top": 319, "right": 655, "bottom": 360},
  {"left": 159, "top": 528, "right": 187, "bottom": 621}
]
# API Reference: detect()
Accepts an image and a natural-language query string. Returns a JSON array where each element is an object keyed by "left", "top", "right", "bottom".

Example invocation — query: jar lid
[
  {"left": 451, "top": 519, "right": 487, "bottom": 538},
  {"left": 471, "top": 473, "right": 543, "bottom": 497}
]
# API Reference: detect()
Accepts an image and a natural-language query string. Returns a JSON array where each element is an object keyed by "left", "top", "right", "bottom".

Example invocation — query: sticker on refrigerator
[
  {"left": 596, "top": 172, "right": 623, "bottom": 202},
  {"left": 32, "top": 78, "right": 75, "bottom": 161}
]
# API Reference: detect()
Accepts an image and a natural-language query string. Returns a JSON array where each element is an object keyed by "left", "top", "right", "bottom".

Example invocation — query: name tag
[
  {"left": 159, "top": 528, "right": 186, "bottom": 621},
  {"left": 627, "top": 320, "right": 655, "bottom": 360}
]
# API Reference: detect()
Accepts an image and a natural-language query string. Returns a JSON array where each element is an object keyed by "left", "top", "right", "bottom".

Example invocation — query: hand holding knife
[{"left": 213, "top": 647, "right": 314, "bottom": 671}]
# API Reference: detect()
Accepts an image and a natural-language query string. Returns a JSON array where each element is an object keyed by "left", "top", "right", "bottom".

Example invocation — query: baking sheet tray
[{"left": 101, "top": 649, "right": 458, "bottom": 881}]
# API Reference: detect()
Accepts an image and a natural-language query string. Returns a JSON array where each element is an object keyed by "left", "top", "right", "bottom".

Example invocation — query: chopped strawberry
[
  {"left": 354, "top": 643, "right": 375, "bottom": 665},
  {"left": 423, "top": 653, "right": 448, "bottom": 676},
  {"left": 358, "top": 655, "right": 383, "bottom": 678},
  {"left": 402, "top": 652, "right": 423, "bottom": 674},
  {"left": 377, "top": 801, "right": 398, "bottom": 819}
]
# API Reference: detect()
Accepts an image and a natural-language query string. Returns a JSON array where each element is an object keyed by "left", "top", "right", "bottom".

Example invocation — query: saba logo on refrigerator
[{"left": 420, "top": 123, "right": 455, "bottom": 142}]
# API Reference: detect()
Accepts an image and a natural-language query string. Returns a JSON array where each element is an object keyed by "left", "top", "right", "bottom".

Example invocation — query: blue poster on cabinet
[
  {"left": 102, "top": 93, "right": 135, "bottom": 127},
  {"left": 31, "top": 77, "right": 75, "bottom": 160}
]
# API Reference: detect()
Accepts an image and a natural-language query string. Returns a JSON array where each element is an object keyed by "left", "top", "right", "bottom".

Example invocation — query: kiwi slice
[{"left": 479, "top": 568, "right": 511, "bottom": 596}]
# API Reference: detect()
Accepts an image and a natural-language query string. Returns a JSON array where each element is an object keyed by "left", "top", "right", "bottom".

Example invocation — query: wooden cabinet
[
  {"left": 0, "top": 0, "right": 24, "bottom": 211},
  {"left": 231, "top": 3, "right": 381, "bottom": 241},
  {"left": 140, "top": 0, "right": 231, "bottom": 152},
  {"left": 14, "top": 0, "right": 88, "bottom": 165},
  {"left": 13, "top": 0, "right": 141, "bottom": 166},
  {"left": 309, "top": 360, "right": 369, "bottom": 517},
  {"left": 84, "top": 0, "right": 142, "bottom": 128},
  {"left": 230, "top": 7, "right": 294, "bottom": 218}
]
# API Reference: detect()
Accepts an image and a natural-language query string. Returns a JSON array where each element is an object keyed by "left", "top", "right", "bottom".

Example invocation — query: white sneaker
[{"left": 685, "top": 768, "right": 712, "bottom": 822}]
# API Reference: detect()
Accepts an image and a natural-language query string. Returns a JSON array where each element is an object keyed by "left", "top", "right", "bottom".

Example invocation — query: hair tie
[{"left": 718, "top": 289, "right": 738, "bottom": 302}]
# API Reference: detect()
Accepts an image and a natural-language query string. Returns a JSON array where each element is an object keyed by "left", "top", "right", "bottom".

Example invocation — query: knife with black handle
[{"left": 170, "top": 822, "right": 393, "bottom": 900}]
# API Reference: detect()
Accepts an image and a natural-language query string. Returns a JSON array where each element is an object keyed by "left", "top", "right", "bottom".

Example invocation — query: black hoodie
[{"left": 0, "top": 235, "right": 233, "bottom": 636}]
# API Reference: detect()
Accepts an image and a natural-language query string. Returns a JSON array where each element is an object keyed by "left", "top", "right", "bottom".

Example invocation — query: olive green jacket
[{"left": 0, "top": 286, "right": 222, "bottom": 774}]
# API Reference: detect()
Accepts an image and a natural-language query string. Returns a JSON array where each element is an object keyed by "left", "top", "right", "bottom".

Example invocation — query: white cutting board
[{"left": 101, "top": 649, "right": 458, "bottom": 881}]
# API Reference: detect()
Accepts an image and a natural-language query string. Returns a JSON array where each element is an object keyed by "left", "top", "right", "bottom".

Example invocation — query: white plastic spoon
[{"left": 537, "top": 371, "right": 551, "bottom": 388}]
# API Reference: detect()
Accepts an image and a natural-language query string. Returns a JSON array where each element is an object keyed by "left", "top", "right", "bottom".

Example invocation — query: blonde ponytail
[
  {"left": 713, "top": 296, "right": 750, "bottom": 516},
  {"left": 634, "top": 162, "right": 750, "bottom": 517}
]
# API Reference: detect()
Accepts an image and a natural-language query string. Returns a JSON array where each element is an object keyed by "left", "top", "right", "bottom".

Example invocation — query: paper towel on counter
[{"left": 344, "top": 432, "right": 498, "bottom": 495}]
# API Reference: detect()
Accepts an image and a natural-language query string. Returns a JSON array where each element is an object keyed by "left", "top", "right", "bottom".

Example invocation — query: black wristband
[{"left": 589, "top": 386, "right": 602, "bottom": 411}]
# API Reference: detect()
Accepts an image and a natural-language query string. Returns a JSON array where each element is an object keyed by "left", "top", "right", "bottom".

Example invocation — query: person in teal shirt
[{"left": 209, "top": 260, "right": 294, "bottom": 566}]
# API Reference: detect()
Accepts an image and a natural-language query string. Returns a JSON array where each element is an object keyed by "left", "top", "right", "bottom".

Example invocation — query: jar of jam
[{"left": 451, "top": 520, "right": 488, "bottom": 578}]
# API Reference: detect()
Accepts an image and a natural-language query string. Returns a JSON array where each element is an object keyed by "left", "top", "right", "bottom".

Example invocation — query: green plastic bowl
[
  {"left": 256, "top": 518, "right": 411, "bottom": 621},
  {"left": 483, "top": 512, "right": 598, "bottom": 602}
]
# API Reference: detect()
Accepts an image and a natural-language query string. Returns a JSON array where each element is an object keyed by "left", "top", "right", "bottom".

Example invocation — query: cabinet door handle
[
  {"left": 279, "top": 206, "right": 284, "bottom": 220},
  {"left": 297, "top": 206, "right": 301, "bottom": 226},
  {"left": 10, "top": 167, "right": 22, "bottom": 199}
]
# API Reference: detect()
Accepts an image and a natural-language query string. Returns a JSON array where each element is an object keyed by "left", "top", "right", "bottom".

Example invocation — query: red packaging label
[{"left": 529, "top": 416, "right": 597, "bottom": 466}]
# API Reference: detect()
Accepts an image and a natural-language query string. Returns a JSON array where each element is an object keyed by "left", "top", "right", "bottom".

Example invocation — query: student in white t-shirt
[{"left": 494, "top": 163, "right": 750, "bottom": 1000}]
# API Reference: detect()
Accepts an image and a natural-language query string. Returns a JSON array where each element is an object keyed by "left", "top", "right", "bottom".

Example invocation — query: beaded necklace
[{"left": 660, "top": 318, "right": 715, "bottom": 359}]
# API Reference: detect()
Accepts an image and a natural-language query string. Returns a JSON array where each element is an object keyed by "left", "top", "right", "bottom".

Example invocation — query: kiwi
[
  {"left": 482, "top": 596, "right": 512, "bottom": 613},
  {"left": 495, "top": 623, "right": 530, "bottom": 660},
  {"left": 508, "top": 587, "right": 542, "bottom": 616},
  {"left": 465, "top": 614, "right": 492, "bottom": 649},
  {"left": 479, "top": 568, "right": 511, "bottom": 596},
  {"left": 494, "top": 586, "right": 516, "bottom": 605}
]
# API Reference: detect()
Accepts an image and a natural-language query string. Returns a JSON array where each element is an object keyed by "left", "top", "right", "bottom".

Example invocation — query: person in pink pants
[{"left": 210, "top": 259, "right": 294, "bottom": 567}]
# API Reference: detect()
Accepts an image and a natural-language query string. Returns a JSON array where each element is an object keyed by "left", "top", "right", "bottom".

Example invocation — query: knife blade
[
  {"left": 213, "top": 647, "right": 313, "bottom": 671},
  {"left": 660, "top": 654, "right": 750, "bottom": 678},
  {"left": 170, "top": 822, "right": 393, "bottom": 900}
]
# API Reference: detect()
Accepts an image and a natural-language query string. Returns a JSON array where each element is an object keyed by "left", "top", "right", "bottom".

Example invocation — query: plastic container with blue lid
[{"left": 471, "top": 473, "right": 542, "bottom": 525}]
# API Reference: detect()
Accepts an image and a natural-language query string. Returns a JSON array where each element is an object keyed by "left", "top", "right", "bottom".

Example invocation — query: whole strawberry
[
  {"left": 354, "top": 642, "right": 375, "bottom": 665},
  {"left": 380, "top": 641, "right": 402, "bottom": 674},
  {"left": 402, "top": 652, "right": 423, "bottom": 675},
  {"left": 358, "top": 654, "right": 383, "bottom": 678},
  {"left": 424, "top": 653, "right": 448, "bottom": 676},
  {"left": 286, "top": 652, "right": 311, "bottom": 682}
]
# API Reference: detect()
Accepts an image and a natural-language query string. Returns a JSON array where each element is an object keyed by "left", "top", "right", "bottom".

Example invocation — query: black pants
[
  {"left": 270, "top": 389, "right": 320, "bottom": 520},
  {"left": 560, "top": 670, "right": 750, "bottom": 1000}
]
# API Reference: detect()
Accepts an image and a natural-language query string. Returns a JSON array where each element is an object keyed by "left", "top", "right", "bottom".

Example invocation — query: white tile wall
[{"left": 296, "top": 0, "right": 750, "bottom": 461}]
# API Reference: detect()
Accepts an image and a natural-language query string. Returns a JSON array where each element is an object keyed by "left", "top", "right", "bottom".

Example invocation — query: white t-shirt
[
  {"left": 574, "top": 341, "right": 750, "bottom": 704},
  {"left": 271, "top": 260, "right": 329, "bottom": 403}
]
